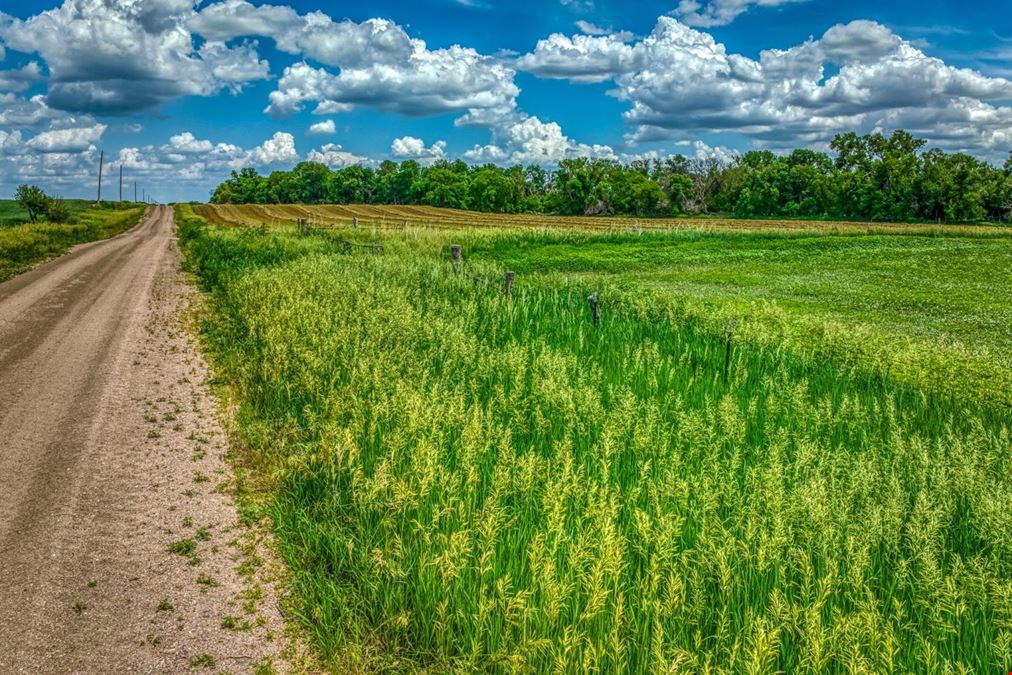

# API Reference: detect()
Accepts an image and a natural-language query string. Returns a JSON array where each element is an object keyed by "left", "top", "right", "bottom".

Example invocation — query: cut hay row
[{"left": 193, "top": 204, "right": 1010, "bottom": 236}]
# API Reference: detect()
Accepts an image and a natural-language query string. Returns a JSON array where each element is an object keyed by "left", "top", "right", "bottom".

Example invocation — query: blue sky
[{"left": 0, "top": 0, "right": 1010, "bottom": 202}]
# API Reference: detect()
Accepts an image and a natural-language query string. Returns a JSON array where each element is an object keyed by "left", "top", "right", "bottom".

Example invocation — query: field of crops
[
  {"left": 178, "top": 203, "right": 1012, "bottom": 672},
  {"left": 192, "top": 203, "right": 1012, "bottom": 237},
  {"left": 0, "top": 202, "right": 147, "bottom": 282}
]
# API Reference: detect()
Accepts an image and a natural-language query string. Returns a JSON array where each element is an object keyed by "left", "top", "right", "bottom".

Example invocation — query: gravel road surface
[{"left": 0, "top": 206, "right": 296, "bottom": 673}]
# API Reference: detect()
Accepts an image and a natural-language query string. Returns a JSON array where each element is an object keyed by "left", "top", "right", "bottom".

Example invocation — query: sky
[{"left": 0, "top": 0, "right": 1010, "bottom": 203}]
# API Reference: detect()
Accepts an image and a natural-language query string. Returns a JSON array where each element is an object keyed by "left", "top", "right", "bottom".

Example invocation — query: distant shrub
[{"left": 46, "top": 199, "right": 72, "bottom": 224}]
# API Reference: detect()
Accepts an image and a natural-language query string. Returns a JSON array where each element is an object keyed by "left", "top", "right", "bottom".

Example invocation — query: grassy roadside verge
[
  {"left": 0, "top": 202, "right": 147, "bottom": 283},
  {"left": 177, "top": 204, "right": 1012, "bottom": 672}
]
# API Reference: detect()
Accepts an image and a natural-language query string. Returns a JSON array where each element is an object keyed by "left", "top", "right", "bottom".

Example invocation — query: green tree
[
  {"left": 470, "top": 165, "right": 521, "bottom": 213},
  {"left": 14, "top": 184, "right": 51, "bottom": 223},
  {"left": 326, "top": 166, "right": 375, "bottom": 204},
  {"left": 420, "top": 162, "right": 471, "bottom": 209},
  {"left": 206, "top": 129, "right": 1009, "bottom": 225},
  {"left": 290, "top": 162, "right": 331, "bottom": 204},
  {"left": 377, "top": 160, "right": 421, "bottom": 204},
  {"left": 210, "top": 168, "right": 266, "bottom": 204}
]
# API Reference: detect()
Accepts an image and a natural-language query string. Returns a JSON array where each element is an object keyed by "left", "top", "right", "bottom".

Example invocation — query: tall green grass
[
  {"left": 458, "top": 229, "right": 1012, "bottom": 408},
  {"left": 0, "top": 203, "right": 146, "bottom": 282},
  {"left": 178, "top": 206, "right": 1012, "bottom": 673}
]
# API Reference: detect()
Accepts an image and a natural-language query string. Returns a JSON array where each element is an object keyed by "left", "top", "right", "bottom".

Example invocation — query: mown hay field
[
  {"left": 178, "top": 203, "right": 1012, "bottom": 673},
  {"left": 193, "top": 203, "right": 1012, "bottom": 237}
]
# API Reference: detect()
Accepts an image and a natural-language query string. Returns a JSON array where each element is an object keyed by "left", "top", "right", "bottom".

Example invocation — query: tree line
[{"left": 210, "top": 131, "right": 1012, "bottom": 223}]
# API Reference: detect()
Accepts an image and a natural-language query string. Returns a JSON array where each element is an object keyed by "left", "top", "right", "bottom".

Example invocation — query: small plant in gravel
[
  {"left": 188, "top": 653, "right": 215, "bottom": 668},
  {"left": 167, "top": 538, "right": 196, "bottom": 556},
  {"left": 253, "top": 658, "right": 276, "bottom": 675}
]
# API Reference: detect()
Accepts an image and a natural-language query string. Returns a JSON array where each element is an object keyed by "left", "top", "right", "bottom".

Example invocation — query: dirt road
[{"left": 0, "top": 207, "right": 294, "bottom": 673}]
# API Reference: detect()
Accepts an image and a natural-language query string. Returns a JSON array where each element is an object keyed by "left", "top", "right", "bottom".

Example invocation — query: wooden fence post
[
  {"left": 587, "top": 293, "right": 600, "bottom": 327},
  {"left": 504, "top": 271, "right": 515, "bottom": 296},
  {"left": 451, "top": 244, "right": 462, "bottom": 272},
  {"left": 723, "top": 319, "right": 734, "bottom": 383}
]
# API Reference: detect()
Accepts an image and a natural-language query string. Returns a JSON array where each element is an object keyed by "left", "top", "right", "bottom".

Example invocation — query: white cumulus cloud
[
  {"left": 0, "top": 93, "right": 62, "bottom": 127},
  {"left": 248, "top": 131, "right": 298, "bottom": 166},
  {"left": 308, "top": 119, "right": 336, "bottom": 135},
  {"left": 0, "top": 129, "right": 23, "bottom": 155},
  {"left": 0, "top": 61, "right": 44, "bottom": 93},
  {"left": 163, "top": 131, "right": 214, "bottom": 154},
  {"left": 518, "top": 17, "right": 1012, "bottom": 156},
  {"left": 390, "top": 136, "right": 447, "bottom": 164},
  {"left": 465, "top": 116, "right": 617, "bottom": 164},
  {"left": 189, "top": 1, "right": 520, "bottom": 127},
  {"left": 0, "top": 0, "right": 270, "bottom": 114},
  {"left": 26, "top": 123, "right": 106, "bottom": 153},
  {"left": 306, "top": 143, "right": 367, "bottom": 168},
  {"left": 675, "top": 0, "right": 809, "bottom": 28}
]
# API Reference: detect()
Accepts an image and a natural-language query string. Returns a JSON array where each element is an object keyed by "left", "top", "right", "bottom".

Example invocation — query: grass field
[
  {"left": 0, "top": 202, "right": 147, "bottom": 282},
  {"left": 0, "top": 198, "right": 95, "bottom": 227},
  {"left": 178, "top": 203, "right": 1012, "bottom": 672}
]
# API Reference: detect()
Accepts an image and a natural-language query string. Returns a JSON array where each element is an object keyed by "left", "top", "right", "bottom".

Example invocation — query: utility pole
[
  {"left": 119, "top": 164, "right": 123, "bottom": 203},
  {"left": 134, "top": 182, "right": 138, "bottom": 202},
  {"left": 96, "top": 150, "right": 104, "bottom": 203}
]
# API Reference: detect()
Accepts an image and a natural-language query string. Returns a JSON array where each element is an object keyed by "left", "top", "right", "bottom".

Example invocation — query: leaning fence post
[
  {"left": 587, "top": 293, "right": 600, "bottom": 327},
  {"left": 451, "top": 244, "right": 462, "bottom": 272},
  {"left": 723, "top": 319, "right": 734, "bottom": 383},
  {"left": 503, "top": 271, "right": 515, "bottom": 296}
]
